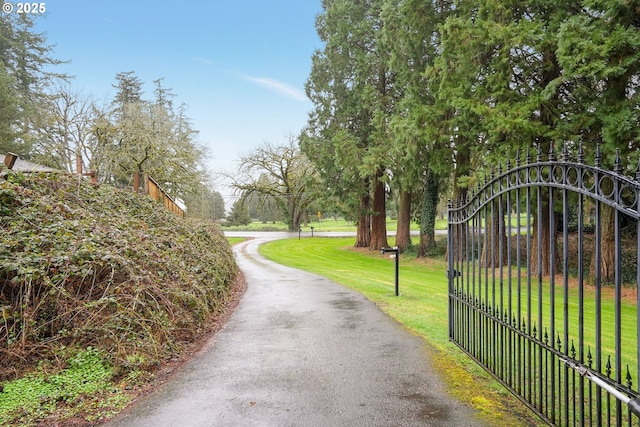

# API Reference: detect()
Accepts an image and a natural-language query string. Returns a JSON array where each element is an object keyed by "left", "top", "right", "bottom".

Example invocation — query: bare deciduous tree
[{"left": 227, "top": 137, "right": 318, "bottom": 231}]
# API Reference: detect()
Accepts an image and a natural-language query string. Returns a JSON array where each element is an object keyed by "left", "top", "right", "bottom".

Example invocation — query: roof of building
[{"left": 1, "top": 154, "right": 56, "bottom": 172}]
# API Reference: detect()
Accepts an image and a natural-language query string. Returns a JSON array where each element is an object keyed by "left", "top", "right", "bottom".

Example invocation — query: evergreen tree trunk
[
  {"left": 369, "top": 171, "right": 389, "bottom": 250},
  {"left": 395, "top": 189, "right": 412, "bottom": 252},
  {"left": 355, "top": 192, "right": 371, "bottom": 248},
  {"left": 481, "top": 200, "right": 508, "bottom": 267},
  {"left": 589, "top": 197, "right": 616, "bottom": 283},
  {"left": 587, "top": 45, "right": 632, "bottom": 283},
  {"left": 531, "top": 190, "right": 555, "bottom": 276},
  {"left": 418, "top": 170, "right": 439, "bottom": 257},
  {"left": 530, "top": 48, "right": 561, "bottom": 277}
]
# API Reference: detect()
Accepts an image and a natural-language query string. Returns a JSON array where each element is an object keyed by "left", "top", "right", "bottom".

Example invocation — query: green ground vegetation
[
  {"left": 0, "top": 347, "right": 130, "bottom": 425},
  {"left": 226, "top": 237, "right": 246, "bottom": 245},
  {"left": 259, "top": 237, "right": 551, "bottom": 426}
]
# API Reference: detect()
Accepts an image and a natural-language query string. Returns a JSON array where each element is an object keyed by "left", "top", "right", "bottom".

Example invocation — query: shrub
[{"left": 0, "top": 171, "right": 238, "bottom": 380}]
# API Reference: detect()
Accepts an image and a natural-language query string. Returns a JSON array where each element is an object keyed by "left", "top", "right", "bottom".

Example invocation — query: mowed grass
[
  {"left": 226, "top": 237, "right": 246, "bottom": 245},
  {"left": 259, "top": 237, "right": 543, "bottom": 426}
]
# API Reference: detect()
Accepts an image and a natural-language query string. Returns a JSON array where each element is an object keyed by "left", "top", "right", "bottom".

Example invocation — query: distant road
[{"left": 223, "top": 229, "right": 434, "bottom": 239}]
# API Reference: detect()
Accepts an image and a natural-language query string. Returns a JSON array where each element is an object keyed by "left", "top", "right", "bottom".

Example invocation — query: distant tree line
[
  {"left": 0, "top": 13, "right": 224, "bottom": 220},
  {"left": 299, "top": 0, "right": 640, "bottom": 279}
]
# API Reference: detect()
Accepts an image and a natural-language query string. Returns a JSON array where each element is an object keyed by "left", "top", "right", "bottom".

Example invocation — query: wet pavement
[{"left": 106, "top": 234, "right": 484, "bottom": 426}]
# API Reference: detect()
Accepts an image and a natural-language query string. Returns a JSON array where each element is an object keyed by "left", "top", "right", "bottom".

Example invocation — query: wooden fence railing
[
  {"left": 3, "top": 153, "right": 184, "bottom": 218},
  {"left": 133, "top": 172, "right": 185, "bottom": 218}
]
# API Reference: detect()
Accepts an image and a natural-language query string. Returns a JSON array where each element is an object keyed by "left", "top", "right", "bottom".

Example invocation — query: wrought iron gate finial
[
  {"left": 578, "top": 143, "right": 585, "bottom": 164},
  {"left": 614, "top": 149, "right": 623, "bottom": 174},
  {"left": 561, "top": 142, "right": 569, "bottom": 162},
  {"left": 536, "top": 143, "right": 543, "bottom": 162}
]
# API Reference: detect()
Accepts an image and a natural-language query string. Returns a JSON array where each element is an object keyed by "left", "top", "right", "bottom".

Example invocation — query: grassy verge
[
  {"left": 226, "top": 237, "right": 246, "bottom": 245},
  {"left": 260, "top": 237, "right": 543, "bottom": 426}
]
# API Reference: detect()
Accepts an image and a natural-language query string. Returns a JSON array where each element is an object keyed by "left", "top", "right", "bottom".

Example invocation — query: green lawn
[
  {"left": 226, "top": 237, "right": 246, "bottom": 245},
  {"left": 259, "top": 237, "right": 542, "bottom": 426}
]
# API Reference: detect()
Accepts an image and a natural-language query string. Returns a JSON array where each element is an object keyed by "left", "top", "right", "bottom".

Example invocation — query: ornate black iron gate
[{"left": 447, "top": 145, "right": 640, "bottom": 426}]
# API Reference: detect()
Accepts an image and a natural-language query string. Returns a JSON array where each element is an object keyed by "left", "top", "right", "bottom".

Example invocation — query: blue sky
[{"left": 32, "top": 0, "right": 323, "bottom": 199}]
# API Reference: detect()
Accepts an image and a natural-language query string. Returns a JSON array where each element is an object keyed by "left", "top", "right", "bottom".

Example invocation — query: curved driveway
[{"left": 106, "top": 233, "right": 483, "bottom": 426}]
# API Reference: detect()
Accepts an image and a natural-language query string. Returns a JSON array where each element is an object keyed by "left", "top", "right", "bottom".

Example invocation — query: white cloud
[{"left": 242, "top": 75, "right": 307, "bottom": 102}]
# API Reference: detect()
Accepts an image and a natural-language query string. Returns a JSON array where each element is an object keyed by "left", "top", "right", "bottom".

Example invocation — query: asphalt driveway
[{"left": 106, "top": 234, "right": 484, "bottom": 426}]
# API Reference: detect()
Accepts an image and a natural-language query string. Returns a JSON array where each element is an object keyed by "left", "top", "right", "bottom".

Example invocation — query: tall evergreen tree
[
  {"left": 227, "top": 198, "right": 252, "bottom": 227},
  {"left": 558, "top": 0, "right": 640, "bottom": 281},
  {"left": 111, "top": 71, "right": 143, "bottom": 117},
  {"left": 428, "top": 0, "right": 584, "bottom": 271},
  {"left": 0, "top": 64, "right": 20, "bottom": 153},
  {"left": 302, "top": 0, "right": 393, "bottom": 250},
  {"left": 381, "top": 0, "right": 447, "bottom": 253},
  {"left": 0, "top": 13, "right": 66, "bottom": 156}
]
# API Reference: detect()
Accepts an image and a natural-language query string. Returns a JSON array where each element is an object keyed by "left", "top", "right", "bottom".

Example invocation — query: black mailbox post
[{"left": 381, "top": 246, "right": 400, "bottom": 296}]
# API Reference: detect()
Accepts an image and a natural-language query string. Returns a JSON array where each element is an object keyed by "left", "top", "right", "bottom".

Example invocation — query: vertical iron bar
[
  {"left": 564, "top": 176, "right": 570, "bottom": 424},
  {"left": 550, "top": 182, "right": 557, "bottom": 424},
  {"left": 499, "top": 193, "right": 505, "bottom": 381},
  {"left": 577, "top": 146, "right": 586, "bottom": 427},
  {"left": 578, "top": 190, "right": 586, "bottom": 427},
  {"left": 537, "top": 173, "right": 544, "bottom": 413},
  {"left": 469, "top": 217, "right": 472, "bottom": 353},
  {"left": 594, "top": 147, "right": 603, "bottom": 427},
  {"left": 614, "top": 188, "right": 622, "bottom": 427},
  {"left": 484, "top": 204, "right": 490, "bottom": 367},
  {"left": 545, "top": 329, "right": 549, "bottom": 417},
  {"left": 459, "top": 220, "right": 464, "bottom": 344},
  {"left": 516, "top": 183, "right": 522, "bottom": 395},
  {"left": 507, "top": 187, "right": 514, "bottom": 388},
  {"left": 477, "top": 214, "right": 481, "bottom": 359},
  {"left": 589, "top": 346, "right": 594, "bottom": 426},
  {"left": 637, "top": 182, "right": 640, "bottom": 426},
  {"left": 527, "top": 182, "right": 533, "bottom": 405},
  {"left": 464, "top": 219, "right": 473, "bottom": 354},
  {"left": 459, "top": 228, "right": 463, "bottom": 349},
  {"left": 471, "top": 215, "right": 476, "bottom": 356},
  {"left": 595, "top": 197, "right": 603, "bottom": 425},
  {"left": 448, "top": 200, "right": 454, "bottom": 341},
  {"left": 491, "top": 199, "right": 497, "bottom": 374}
]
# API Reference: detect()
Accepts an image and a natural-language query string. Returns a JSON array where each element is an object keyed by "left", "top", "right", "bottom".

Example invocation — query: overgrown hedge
[{"left": 0, "top": 170, "right": 238, "bottom": 380}]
